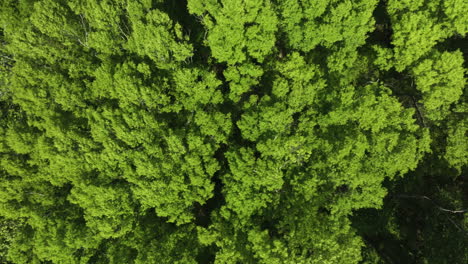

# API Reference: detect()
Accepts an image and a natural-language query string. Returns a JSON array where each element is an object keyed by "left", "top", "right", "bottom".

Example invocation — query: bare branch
[
  {"left": 395, "top": 194, "right": 468, "bottom": 214},
  {"left": 410, "top": 96, "right": 427, "bottom": 127}
]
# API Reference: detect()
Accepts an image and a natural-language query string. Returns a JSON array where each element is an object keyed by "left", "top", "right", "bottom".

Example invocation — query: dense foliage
[{"left": 0, "top": 0, "right": 466, "bottom": 263}]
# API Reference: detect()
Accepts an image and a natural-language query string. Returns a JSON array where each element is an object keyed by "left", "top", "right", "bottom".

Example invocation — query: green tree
[{"left": 0, "top": 1, "right": 466, "bottom": 263}]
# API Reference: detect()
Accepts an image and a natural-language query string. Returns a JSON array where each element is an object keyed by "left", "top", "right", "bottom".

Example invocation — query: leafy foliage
[{"left": 0, "top": 0, "right": 466, "bottom": 263}]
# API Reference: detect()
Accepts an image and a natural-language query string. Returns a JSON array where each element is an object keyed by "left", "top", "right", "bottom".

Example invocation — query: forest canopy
[{"left": 0, "top": 0, "right": 466, "bottom": 263}]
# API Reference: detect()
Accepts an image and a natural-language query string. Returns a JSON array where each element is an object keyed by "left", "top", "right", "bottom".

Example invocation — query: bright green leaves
[
  {"left": 2, "top": 0, "right": 77, "bottom": 64},
  {"left": 174, "top": 67, "right": 231, "bottom": 143},
  {"left": 411, "top": 50, "right": 465, "bottom": 121},
  {"left": 277, "top": 0, "right": 377, "bottom": 52},
  {"left": 390, "top": 12, "right": 447, "bottom": 71},
  {"left": 85, "top": 59, "right": 226, "bottom": 225},
  {"left": 173, "top": 68, "right": 223, "bottom": 111},
  {"left": 237, "top": 53, "right": 324, "bottom": 142},
  {"left": 68, "top": 184, "right": 134, "bottom": 239},
  {"left": 277, "top": 0, "right": 378, "bottom": 81},
  {"left": 0, "top": 0, "right": 466, "bottom": 263},
  {"left": 67, "top": 0, "right": 128, "bottom": 55},
  {"left": 198, "top": 221, "right": 290, "bottom": 264},
  {"left": 187, "top": 0, "right": 278, "bottom": 103},
  {"left": 69, "top": 0, "right": 193, "bottom": 65},
  {"left": 271, "top": 52, "right": 325, "bottom": 111},
  {"left": 445, "top": 116, "right": 468, "bottom": 172},
  {"left": 327, "top": 85, "right": 415, "bottom": 134},
  {"left": 224, "top": 63, "right": 264, "bottom": 102},
  {"left": 0, "top": 218, "right": 22, "bottom": 263},
  {"left": 222, "top": 148, "right": 283, "bottom": 221},
  {"left": 194, "top": 110, "right": 232, "bottom": 144},
  {"left": 386, "top": 0, "right": 468, "bottom": 71},
  {"left": 3, "top": 124, "right": 36, "bottom": 155},
  {"left": 81, "top": 38, "right": 226, "bottom": 224},
  {"left": 1, "top": 1, "right": 223, "bottom": 262},
  {"left": 237, "top": 96, "right": 293, "bottom": 142},
  {"left": 313, "top": 84, "right": 430, "bottom": 211},
  {"left": 125, "top": 8, "right": 193, "bottom": 68},
  {"left": 127, "top": 131, "right": 218, "bottom": 225},
  {"left": 188, "top": 0, "right": 277, "bottom": 64},
  {"left": 444, "top": 0, "right": 468, "bottom": 34},
  {"left": 29, "top": 0, "right": 80, "bottom": 45},
  {"left": 131, "top": 220, "right": 200, "bottom": 264},
  {"left": 444, "top": 100, "right": 468, "bottom": 173},
  {"left": 277, "top": 202, "right": 364, "bottom": 264}
]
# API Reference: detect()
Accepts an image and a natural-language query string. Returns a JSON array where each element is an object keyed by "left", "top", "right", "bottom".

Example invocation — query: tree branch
[
  {"left": 410, "top": 96, "right": 427, "bottom": 127},
  {"left": 395, "top": 194, "right": 467, "bottom": 214}
]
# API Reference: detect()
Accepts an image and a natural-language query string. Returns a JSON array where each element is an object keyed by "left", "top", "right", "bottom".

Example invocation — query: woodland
[{"left": 0, "top": 0, "right": 467, "bottom": 263}]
